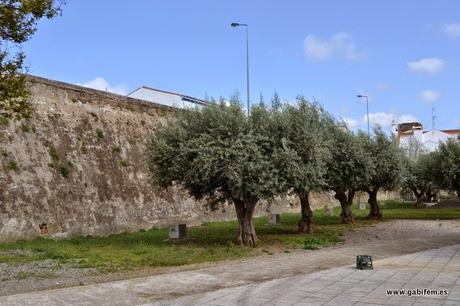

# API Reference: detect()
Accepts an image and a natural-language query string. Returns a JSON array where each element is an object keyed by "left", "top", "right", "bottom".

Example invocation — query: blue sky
[{"left": 24, "top": 0, "right": 460, "bottom": 131}]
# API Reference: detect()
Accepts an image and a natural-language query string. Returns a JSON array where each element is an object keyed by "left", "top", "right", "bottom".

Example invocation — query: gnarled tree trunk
[
  {"left": 335, "top": 190, "right": 355, "bottom": 224},
  {"left": 411, "top": 188, "right": 425, "bottom": 207},
  {"left": 297, "top": 192, "right": 312, "bottom": 233},
  {"left": 425, "top": 190, "right": 435, "bottom": 203},
  {"left": 234, "top": 197, "right": 258, "bottom": 247},
  {"left": 367, "top": 188, "right": 382, "bottom": 219}
]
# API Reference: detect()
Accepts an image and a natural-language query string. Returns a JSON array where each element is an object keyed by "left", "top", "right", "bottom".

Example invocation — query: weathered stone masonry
[
  {"left": 0, "top": 76, "right": 248, "bottom": 241},
  {"left": 0, "top": 76, "right": 396, "bottom": 242}
]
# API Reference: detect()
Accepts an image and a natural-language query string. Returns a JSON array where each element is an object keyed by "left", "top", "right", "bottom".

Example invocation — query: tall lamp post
[
  {"left": 357, "top": 94, "right": 370, "bottom": 136},
  {"left": 231, "top": 22, "right": 250, "bottom": 115}
]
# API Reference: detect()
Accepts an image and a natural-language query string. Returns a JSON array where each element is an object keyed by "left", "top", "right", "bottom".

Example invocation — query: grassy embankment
[{"left": 0, "top": 200, "right": 458, "bottom": 272}]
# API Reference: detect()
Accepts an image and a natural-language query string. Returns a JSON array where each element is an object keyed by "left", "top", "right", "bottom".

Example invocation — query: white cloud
[
  {"left": 407, "top": 58, "right": 445, "bottom": 75},
  {"left": 398, "top": 114, "right": 418, "bottom": 123},
  {"left": 80, "top": 77, "right": 128, "bottom": 95},
  {"left": 444, "top": 23, "right": 460, "bottom": 38},
  {"left": 362, "top": 113, "right": 418, "bottom": 127},
  {"left": 420, "top": 89, "right": 440, "bottom": 104},
  {"left": 364, "top": 112, "right": 395, "bottom": 127},
  {"left": 341, "top": 113, "right": 418, "bottom": 131},
  {"left": 342, "top": 117, "right": 359, "bottom": 129},
  {"left": 303, "top": 32, "right": 367, "bottom": 62}
]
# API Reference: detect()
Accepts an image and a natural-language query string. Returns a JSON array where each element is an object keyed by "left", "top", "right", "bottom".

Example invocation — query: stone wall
[
  {"left": 0, "top": 76, "right": 399, "bottom": 242},
  {"left": 0, "top": 77, "right": 296, "bottom": 241}
]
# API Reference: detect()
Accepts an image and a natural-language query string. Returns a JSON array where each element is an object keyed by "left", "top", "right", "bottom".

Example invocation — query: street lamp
[
  {"left": 357, "top": 94, "right": 370, "bottom": 136},
  {"left": 231, "top": 22, "right": 250, "bottom": 115}
]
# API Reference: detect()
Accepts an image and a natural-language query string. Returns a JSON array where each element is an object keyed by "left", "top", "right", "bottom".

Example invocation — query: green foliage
[
  {"left": 272, "top": 97, "right": 334, "bottom": 196},
  {"left": 58, "top": 164, "right": 69, "bottom": 177},
  {"left": 21, "top": 123, "right": 32, "bottom": 132},
  {"left": 148, "top": 101, "right": 282, "bottom": 205},
  {"left": 437, "top": 139, "right": 460, "bottom": 197},
  {"left": 325, "top": 126, "right": 373, "bottom": 194},
  {"left": 381, "top": 200, "right": 416, "bottom": 209},
  {"left": 8, "top": 159, "right": 18, "bottom": 171},
  {"left": 304, "top": 231, "right": 344, "bottom": 250},
  {"left": 401, "top": 151, "right": 439, "bottom": 202},
  {"left": 95, "top": 128, "right": 104, "bottom": 139},
  {"left": 112, "top": 144, "right": 121, "bottom": 153},
  {"left": 148, "top": 100, "right": 289, "bottom": 245},
  {"left": 271, "top": 91, "right": 281, "bottom": 110},
  {"left": 0, "top": 211, "right": 365, "bottom": 271},
  {"left": 1, "top": 203, "right": 457, "bottom": 272},
  {"left": 358, "top": 126, "right": 403, "bottom": 192},
  {"left": 119, "top": 159, "right": 128, "bottom": 167},
  {"left": 46, "top": 144, "right": 73, "bottom": 178},
  {"left": 0, "top": 0, "right": 63, "bottom": 119}
]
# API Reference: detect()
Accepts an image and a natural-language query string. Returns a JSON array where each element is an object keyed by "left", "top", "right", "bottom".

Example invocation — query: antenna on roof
[{"left": 431, "top": 107, "right": 437, "bottom": 131}]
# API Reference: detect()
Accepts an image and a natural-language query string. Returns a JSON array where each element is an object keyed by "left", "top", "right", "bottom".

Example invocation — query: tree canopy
[
  {"left": 272, "top": 97, "right": 333, "bottom": 232},
  {"left": 148, "top": 89, "right": 459, "bottom": 246},
  {"left": 401, "top": 151, "right": 440, "bottom": 204},
  {"left": 148, "top": 101, "right": 284, "bottom": 246},
  {"left": 437, "top": 138, "right": 460, "bottom": 199},
  {"left": 359, "top": 127, "right": 403, "bottom": 218},
  {"left": 325, "top": 125, "right": 373, "bottom": 223},
  {"left": 0, "top": 0, "right": 62, "bottom": 119}
]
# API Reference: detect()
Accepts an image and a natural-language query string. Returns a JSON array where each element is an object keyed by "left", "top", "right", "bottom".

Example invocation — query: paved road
[{"left": 155, "top": 244, "right": 460, "bottom": 305}]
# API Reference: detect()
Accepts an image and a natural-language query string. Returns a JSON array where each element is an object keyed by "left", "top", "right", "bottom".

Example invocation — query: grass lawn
[{"left": 0, "top": 200, "right": 459, "bottom": 273}]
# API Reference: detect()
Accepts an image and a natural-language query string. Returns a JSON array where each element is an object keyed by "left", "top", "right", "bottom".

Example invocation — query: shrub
[
  {"left": 9, "top": 160, "right": 19, "bottom": 171},
  {"left": 112, "top": 144, "right": 121, "bottom": 153},
  {"left": 120, "top": 159, "right": 128, "bottom": 167},
  {"left": 58, "top": 165, "right": 69, "bottom": 178},
  {"left": 95, "top": 128, "right": 104, "bottom": 139}
]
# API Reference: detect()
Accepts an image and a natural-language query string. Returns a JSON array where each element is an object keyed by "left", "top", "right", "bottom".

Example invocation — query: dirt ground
[{"left": 1, "top": 219, "right": 460, "bottom": 297}]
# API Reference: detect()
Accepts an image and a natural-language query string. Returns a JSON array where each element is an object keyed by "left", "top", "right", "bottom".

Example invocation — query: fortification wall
[
  {"left": 0, "top": 76, "right": 258, "bottom": 241},
  {"left": 0, "top": 76, "right": 398, "bottom": 242}
]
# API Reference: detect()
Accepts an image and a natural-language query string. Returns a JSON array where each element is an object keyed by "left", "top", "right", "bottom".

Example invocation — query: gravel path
[{"left": 1, "top": 219, "right": 459, "bottom": 298}]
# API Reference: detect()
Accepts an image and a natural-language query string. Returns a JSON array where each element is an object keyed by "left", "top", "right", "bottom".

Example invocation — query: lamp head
[{"left": 231, "top": 22, "right": 240, "bottom": 27}]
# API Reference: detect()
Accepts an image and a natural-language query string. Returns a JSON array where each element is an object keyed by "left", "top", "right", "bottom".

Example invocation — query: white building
[
  {"left": 127, "top": 86, "right": 211, "bottom": 109},
  {"left": 397, "top": 122, "right": 460, "bottom": 153}
]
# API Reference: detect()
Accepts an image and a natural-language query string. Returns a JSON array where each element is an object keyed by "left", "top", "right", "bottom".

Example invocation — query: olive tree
[
  {"left": 437, "top": 138, "right": 460, "bottom": 199},
  {"left": 273, "top": 97, "right": 332, "bottom": 233},
  {"left": 358, "top": 127, "right": 403, "bottom": 219},
  {"left": 147, "top": 102, "right": 283, "bottom": 246},
  {"left": 1, "top": 0, "right": 62, "bottom": 119},
  {"left": 325, "top": 126, "right": 372, "bottom": 223},
  {"left": 401, "top": 152, "right": 439, "bottom": 205}
]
